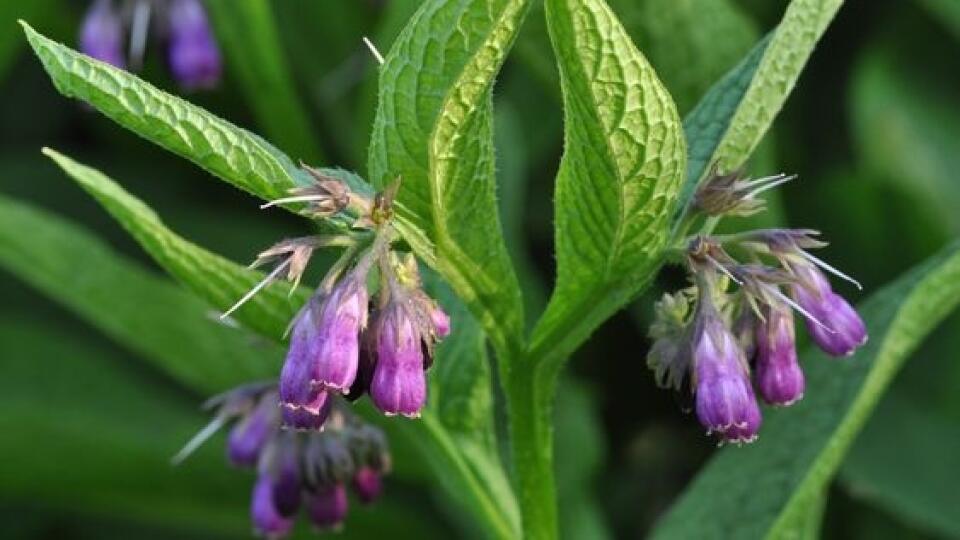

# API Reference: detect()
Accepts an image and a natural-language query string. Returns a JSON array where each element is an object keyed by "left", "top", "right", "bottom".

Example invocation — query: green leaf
[
  {"left": 531, "top": 0, "right": 686, "bottom": 371},
  {"left": 44, "top": 151, "right": 518, "bottom": 540},
  {"left": 841, "top": 392, "right": 960, "bottom": 538},
  {"left": 204, "top": 0, "right": 324, "bottom": 164},
  {"left": 675, "top": 0, "right": 845, "bottom": 213},
  {"left": 43, "top": 147, "right": 309, "bottom": 341},
  {"left": 617, "top": 0, "right": 759, "bottom": 114},
  {"left": 0, "top": 193, "right": 277, "bottom": 392},
  {"left": 0, "top": 320, "right": 448, "bottom": 538},
  {"left": 22, "top": 22, "right": 316, "bottom": 205},
  {"left": 651, "top": 240, "right": 960, "bottom": 540},
  {"left": 367, "top": 0, "right": 529, "bottom": 359}
]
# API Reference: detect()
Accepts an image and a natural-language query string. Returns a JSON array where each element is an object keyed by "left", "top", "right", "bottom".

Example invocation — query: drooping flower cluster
[
  {"left": 175, "top": 169, "right": 449, "bottom": 536},
  {"left": 648, "top": 170, "right": 868, "bottom": 445},
  {"left": 80, "top": 0, "right": 221, "bottom": 89},
  {"left": 174, "top": 383, "right": 390, "bottom": 537}
]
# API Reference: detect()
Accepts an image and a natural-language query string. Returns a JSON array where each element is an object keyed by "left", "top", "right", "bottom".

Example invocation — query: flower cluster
[
  {"left": 648, "top": 170, "right": 868, "bottom": 445},
  {"left": 176, "top": 168, "right": 449, "bottom": 536},
  {"left": 175, "top": 383, "right": 390, "bottom": 537},
  {"left": 80, "top": 0, "right": 221, "bottom": 90}
]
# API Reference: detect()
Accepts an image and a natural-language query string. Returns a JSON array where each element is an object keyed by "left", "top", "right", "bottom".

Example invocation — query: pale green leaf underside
[
  {"left": 44, "top": 148, "right": 309, "bottom": 341},
  {"left": 45, "top": 150, "right": 518, "bottom": 540},
  {"left": 367, "top": 0, "right": 528, "bottom": 357},
  {"left": 531, "top": 0, "right": 685, "bottom": 365},
  {"left": 0, "top": 193, "right": 278, "bottom": 392},
  {"left": 652, "top": 240, "right": 960, "bottom": 540}
]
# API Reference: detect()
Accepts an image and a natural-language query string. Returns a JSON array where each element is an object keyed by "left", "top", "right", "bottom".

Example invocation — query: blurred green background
[{"left": 1, "top": 0, "right": 958, "bottom": 538}]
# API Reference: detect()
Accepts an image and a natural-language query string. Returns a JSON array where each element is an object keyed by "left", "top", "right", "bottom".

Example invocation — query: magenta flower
[
  {"left": 754, "top": 306, "right": 805, "bottom": 406},
  {"left": 79, "top": 0, "right": 125, "bottom": 68},
  {"left": 370, "top": 304, "right": 427, "bottom": 417},
  {"left": 167, "top": 0, "right": 221, "bottom": 89}
]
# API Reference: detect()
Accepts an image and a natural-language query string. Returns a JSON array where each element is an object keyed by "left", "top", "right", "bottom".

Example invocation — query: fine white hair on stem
[
  {"left": 745, "top": 174, "right": 796, "bottom": 199},
  {"left": 705, "top": 254, "right": 742, "bottom": 285},
  {"left": 800, "top": 250, "right": 863, "bottom": 290},
  {"left": 363, "top": 36, "right": 385, "bottom": 66},
  {"left": 128, "top": 0, "right": 151, "bottom": 70},
  {"left": 171, "top": 414, "right": 227, "bottom": 465},
  {"left": 259, "top": 194, "right": 329, "bottom": 209},
  {"left": 768, "top": 286, "right": 835, "bottom": 334},
  {"left": 220, "top": 258, "right": 292, "bottom": 319}
]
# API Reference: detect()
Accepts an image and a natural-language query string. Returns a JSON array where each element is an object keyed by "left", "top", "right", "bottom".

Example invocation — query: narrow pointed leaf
[
  {"left": 676, "top": 0, "right": 845, "bottom": 213},
  {"left": 531, "top": 0, "right": 686, "bottom": 369},
  {"left": 367, "top": 0, "right": 530, "bottom": 358},
  {"left": 652, "top": 240, "right": 960, "bottom": 540}
]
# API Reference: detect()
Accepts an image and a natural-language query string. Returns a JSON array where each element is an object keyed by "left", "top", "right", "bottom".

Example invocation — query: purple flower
[
  {"left": 306, "top": 483, "right": 348, "bottom": 531},
  {"left": 693, "top": 314, "right": 762, "bottom": 444},
  {"left": 167, "top": 0, "right": 221, "bottom": 90},
  {"left": 431, "top": 304, "right": 450, "bottom": 338},
  {"left": 313, "top": 276, "right": 369, "bottom": 393},
  {"left": 280, "top": 300, "right": 323, "bottom": 410},
  {"left": 251, "top": 474, "right": 293, "bottom": 539},
  {"left": 792, "top": 263, "right": 867, "bottom": 357},
  {"left": 80, "top": 0, "right": 126, "bottom": 68},
  {"left": 352, "top": 466, "right": 383, "bottom": 504},
  {"left": 227, "top": 396, "right": 278, "bottom": 467},
  {"left": 281, "top": 389, "right": 331, "bottom": 431},
  {"left": 370, "top": 304, "right": 426, "bottom": 417},
  {"left": 754, "top": 306, "right": 805, "bottom": 406}
]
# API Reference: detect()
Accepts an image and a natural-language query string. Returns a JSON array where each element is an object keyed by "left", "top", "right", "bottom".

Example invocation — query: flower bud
[
  {"left": 251, "top": 474, "right": 293, "bottom": 539},
  {"left": 431, "top": 304, "right": 450, "bottom": 338},
  {"left": 352, "top": 466, "right": 383, "bottom": 504},
  {"left": 693, "top": 314, "right": 761, "bottom": 444},
  {"left": 167, "top": 0, "right": 221, "bottom": 89},
  {"left": 313, "top": 276, "right": 369, "bottom": 392},
  {"left": 792, "top": 264, "right": 867, "bottom": 357},
  {"left": 754, "top": 306, "right": 805, "bottom": 406},
  {"left": 259, "top": 435, "right": 302, "bottom": 517},
  {"left": 370, "top": 304, "right": 426, "bottom": 417},
  {"left": 227, "top": 395, "right": 278, "bottom": 467},
  {"left": 80, "top": 0, "right": 126, "bottom": 68},
  {"left": 306, "top": 483, "right": 348, "bottom": 531}
]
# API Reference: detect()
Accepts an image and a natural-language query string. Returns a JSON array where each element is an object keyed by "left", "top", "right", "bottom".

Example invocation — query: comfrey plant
[
  {"left": 80, "top": 0, "right": 220, "bottom": 89},
  {"left": 648, "top": 171, "right": 867, "bottom": 444},
  {"left": 28, "top": 0, "right": 949, "bottom": 538}
]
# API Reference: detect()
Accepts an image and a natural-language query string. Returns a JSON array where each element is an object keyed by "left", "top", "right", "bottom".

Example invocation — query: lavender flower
[
  {"left": 80, "top": 0, "right": 125, "bottom": 68},
  {"left": 791, "top": 262, "right": 868, "bottom": 357},
  {"left": 352, "top": 466, "right": 383, "bottom": 504},
  {"left": 754, "top": 305, "right": 805, "bottom": 406},
  {"left": 370, "top": 303, "right": 427, "bottom": 417},
  {"left": 431, "top": 304, "right": 451, "bottom": 338},
  {"left": 307, "top": 483, "right": 349, "bottom": 531},
  {"left": 251, "top": 474, "right": 294, "bottom": 539},
  {"left": 259, "top": 434, "right": 302, "bottom": 517},
  {"left": 279, "top": 299, "right": 323, "bottom": 411},
  {"left": 692, "top": 312, "right": 762, "bottom": 444},
  {"left": 227, "top": 395, "right": 278, "bottom": 467},
  {"left": 313, "top": 274, "right": 369, "bottom": 393},
  {"left": 167, "top": 0, "right": 221, "bottom": 89},
  {"left": 281, "top": 388, "right": 331, "bottom": 431}
]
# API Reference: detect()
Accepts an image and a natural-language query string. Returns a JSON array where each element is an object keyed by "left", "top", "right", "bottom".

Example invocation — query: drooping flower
[
  {"left": 370, "top": 302, "right": 427, "bottom": 417},
  {"left": 692, "top": 309, "right": 762, "bottom": 444},
  {"left": 80, "top": 0, "right": 126, "bottom": 68},
  {"left": 166, "top": 0, "right": 221, "bottom": 90},
  {"left": 313, "top": 272, "right": 370, "bottom": 393},
  {"left": 352, "top": 467, "right": 383, "bottom": 504},
  {"left": 279, "top": 298, "right": 323, "bottom": 411},
  {"left": 227, "top": 392, "right": 279, "bottom": 467},
  {"left": 259, "top": 433, "right": 302, "bottom": 517},
  {"left": 754, "top": 305, "right": 805, "bottom": 406},
  {"left": 306, "top": 483, "right": 349, "bottom": 531},
  {"left": 790, "top": 262, "right": 868, "bottom": 357}
]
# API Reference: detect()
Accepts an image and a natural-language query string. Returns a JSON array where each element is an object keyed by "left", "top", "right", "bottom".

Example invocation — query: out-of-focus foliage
[{"left": 0, "top": 0, "right": 958, "bottom": 538}]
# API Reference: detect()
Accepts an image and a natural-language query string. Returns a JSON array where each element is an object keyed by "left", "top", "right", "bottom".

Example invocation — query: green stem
[{"left": 503, "top": 363, "right": 559, "bottom": 540}]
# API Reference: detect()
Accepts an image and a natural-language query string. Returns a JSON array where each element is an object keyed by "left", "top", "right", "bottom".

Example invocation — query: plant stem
[{"left": 503, "top": 364, "right": 559, "bottom": 540}]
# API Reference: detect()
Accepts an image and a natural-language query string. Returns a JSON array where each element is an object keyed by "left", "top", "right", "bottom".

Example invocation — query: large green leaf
[
  {"left": 45, "top": 151, "right": 518, "bottom": 539},
  {"left": 841, "top": 392, "right": 960, "bottom": 538},
  {"left": 0, "top": 193, "right": 276, "bottom": 392},
  {"left": 617, "top": 0, "right": 759, "bottom": 114},
  {"left": 652, "top": 240, "right": 960, "bottom": 540},
  {"left": 44, "top": 148, "right": 308, "bottom": 341},
  {"left": 0, "top": 320, "right": 447, "bottom": 539},
  {"left": 675, "top": 0, "right": 845, "bottom": 213},
  {"left": 22, "top": 23, "right": 317, "bottom": 205},
  {"left": 367, "top": 0, "right": 529, "bottom": 359},
  {"left": 204, "top": 0, "right": 324, "bottom": 164},
  {"left": 531, "top": 0, "right": 685, "bottom": 372}
]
